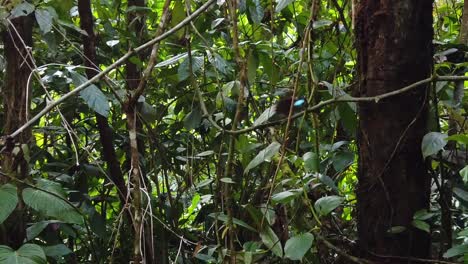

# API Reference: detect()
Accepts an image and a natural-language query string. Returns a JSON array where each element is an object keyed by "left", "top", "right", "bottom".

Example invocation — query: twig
[
  {"left": 8, "top": 0, "right": 217, "bottom": 139},
  {"left": 200, "top": 74, "right": 468, "bottom": 135},
  {"left": 315, "top": 234, "right": 374, "bottom": 264}
]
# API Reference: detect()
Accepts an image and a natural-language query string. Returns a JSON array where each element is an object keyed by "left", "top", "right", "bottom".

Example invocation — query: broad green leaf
[
  {"left": 140, "top": 102, "right": 157, "bottom": 123},
  {"left": 23, "top": 188, "right": 83, "bottom": 225},
  {"left": 458, "top": 228, "right": 468, "bottom": 237},
  {"left": 178, "top": 56, "right": 204, "bottom": 81},
  {"left": 275, "top": 0, "right": 294, "bottom": 13},
  {"left": 284, "top": 233, "right": 314, "bottom": 260},
  {"left": 303, "top": 152, "right": 319, "bottom": 173},
  {"left": 183, "top": 108, "right": 202, "bottom": 130},
  {"left": 0, "top": 184, "right": 18, "bottom": 224},
  {"left": 317, "top": 174, "right": 339, "bottom": 193},
  {"left": 10, "top": 2, "right": 35, "bottom": 18},
  {"left": 70, "top": 71, "right": 109, "bottom": 117},
  {"left": 446, "top": 134, "right": 468, "bottom": 145},
  {"left": 26, "top": 220, "right": 61, "bottom": 241},
  {"left": 314, "top": 196, "right": 344, "bottom": 216},
  {"left": 253, "top": 105, "right": 276, "bottom": 126},
  {"left": 413, "top": 209, "right": 435, "bottom": 221},
  {"left": 411, "top": 219, "right": 430, "bottom": 233},
  {"left": 0, "top": 244, "right": 46, "bottom": 264},
  {"left": 35, "top": 9, "right": 53, "bottom": 34},
  {"left": 421, "top": 132, "right": 448, "bottom": 159},
  {"left": 244, "top": 142, "right": 281, "bottom": 174},
  {"left": 260, "top": 205, "right": 277, "bottom": 226},
  {"left": 247, "top": 0, "right": 264, "bottom": 24},
  {"left": 453, "top": 187, "right": 468, "bottom": 203},
  {"left": 259, "top": 226, "right": 283, "bottom": 257},
  {"left": 208, "top": 213, "right": 256, "bottom": 232},
  {"left": 443, "top": 244, "right": 468, "bottom": 258},
  {"left": 271, "top": 189, "right": 301, "bottom": 204},
  {"left": 332, "top": 151, "right": 354, "bottom": 172},
  {"left": 155, "top": 52, "right": 188, "bottom": 68},
  {"left": 42, "top": 244, "right": 72, "bottom": 257}
]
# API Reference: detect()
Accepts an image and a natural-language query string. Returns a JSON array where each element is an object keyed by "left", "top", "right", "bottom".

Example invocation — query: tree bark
[
  {"left": 0, "top": 15, "right": 33, "bottom": 248},
  {"left": 77, "top": 0, "right": 127, "bottom": 212},
  {"left": 355, "top": 1, "right": 433, "bottom": 262}
]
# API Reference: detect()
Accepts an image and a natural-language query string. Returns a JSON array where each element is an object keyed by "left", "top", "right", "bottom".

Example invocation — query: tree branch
[{"left": 8, "top": 0, "right": 217, "bottom": 139}]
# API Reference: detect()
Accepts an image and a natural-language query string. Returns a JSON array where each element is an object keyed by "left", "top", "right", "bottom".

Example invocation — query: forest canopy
[{"left": 0, "top": 0, "right": 467, "bottom": 263}]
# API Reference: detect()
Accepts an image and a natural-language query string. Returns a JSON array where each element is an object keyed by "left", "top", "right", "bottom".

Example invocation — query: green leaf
[
  {"left": 317, "top": 174, "right": 339, "bottom": 193},
  {"left": 0, "top": 244, "right": 46, "bottom": 264},
  {"left": 247, "top": 0, "right": 264, "bottom": 24},
  {"left": 196, "top": 150, "right": 214, "bottom": 157},
  {"left": 155, "top": 52, "right": 188, "bottom": 68},
  {"left": 0, "top": 184, "right": 18, "bottom": 224},
  {"left": 259, "top": 226, "right": 283, "bottom": 257},
  {"left": 42, "top": 244, "right": 72, "bottom": 257},
  {"left": 208, "top": 213, "right": 256, "bottom": 232},
  {"left": 460, "top": 165, "right": 468, "bottom": 183},
  {"left": 458, "top": 228, "right": 468, "bottom": 237},
  {"left": 253, "top": 105, "right": 276, "bottom": 126},
  {"left": 446, "top": 134, "right": 468, "bottom": 145},
  {"left": 244, "top": 142, "right": 281, "bottom": 174},
  {"left": 10, "top": 2, "right": 35, "bottom": 18},
  {"left": 411, "top": 219, "right": 430, "bottom": 233},
  {"left": 387, "top": 226, "right": 406, "bottom": 234},
  {"left": 26, "top": 220, "right": 61, "bottom": 241},
  {"left": 220, "top": 178, "right": 235, "bottom": 184},
  {"left": 332, "top": 151, "right": 354, "bottom": 172},
  {"left": 453, "top": 187, "right": 468, "bottom": 203},
  {"left": 421, "top": 132, "right": 448, "bottom": 159},
  {"left": 314, "top": 196, "right": 344, "bottom": 216},
  {"left": 313, "top": 20, "right": 333, "bottom": 29},
  {"left": 303, "top": 152, "right": 319, "bottom": 173},
  {"left": 443, "top": 244, "right": 468, "bottom": 258},
  {"left": 413, "top": 209, "right": 435, "bottom": 221},
  {"left": 284, "top": 233, "right": 314, "bottom": 260},
  {"left": 183, "top": 108, "right": 202, "bottom": 130},
  {"left": 178, "top": 56, "right": 204, "bottom": 82},
  {"left": 140, "top": 102, "right": 157, "bottom": 123},
  {"left": 69, "top": 71, "right": 109, "bottom": 117},
  {"left": 275, "top": 0, "right": 294, "bottom": 13},
  {"left": 35, "top": 9, "right": 53, "bottom": 34},
  {"left": 23, "top": 187, "right": 83, "bottom": 225},
  {"left": 271, "top": 189, "right": 301, "bottom": 204}
]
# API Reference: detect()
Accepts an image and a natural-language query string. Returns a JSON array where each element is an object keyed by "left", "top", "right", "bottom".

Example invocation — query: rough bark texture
[
  {"left": 0, "top": 15, "right": 33, "bottom": 248},
  {"left": 355, "top": 1, "right": 432, "bottom": 262}
]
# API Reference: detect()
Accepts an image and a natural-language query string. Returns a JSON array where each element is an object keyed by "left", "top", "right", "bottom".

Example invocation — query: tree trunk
[
  {"left": 0, "top": 15, "right": 33, "bottom": 248},
  {"left": 355, "top": 1, "right": 433, "bottom": 262}
]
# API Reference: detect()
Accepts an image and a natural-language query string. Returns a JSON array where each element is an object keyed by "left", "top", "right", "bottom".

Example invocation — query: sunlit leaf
[{"left": 275, "top": 0, "right": 294, "bottom": 13}]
